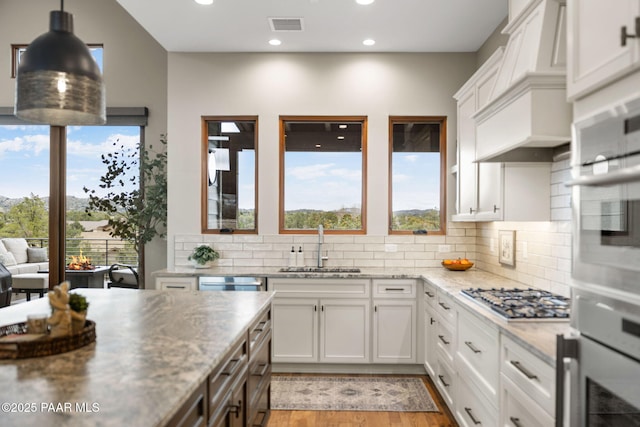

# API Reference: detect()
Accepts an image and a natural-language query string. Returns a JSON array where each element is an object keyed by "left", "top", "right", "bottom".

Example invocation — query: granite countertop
[
  {"left": 155, "top": 266, "right": 573, "bottom": 365},
  {"left": 0, "top": 288, "right": 274, "bottom": 427}
]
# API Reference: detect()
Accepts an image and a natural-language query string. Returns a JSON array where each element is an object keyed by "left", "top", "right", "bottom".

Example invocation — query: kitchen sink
[{"left": 278, "top": 267, "right": 361, "bottom": 273}]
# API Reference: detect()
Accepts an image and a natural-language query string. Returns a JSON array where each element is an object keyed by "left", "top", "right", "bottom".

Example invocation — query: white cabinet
[
  {"left": 453, "top": 48, "right": 504, "bottom": 221},
  {"left": 320, "top": 299, "right": 370, "bottom": 363},
  {"left": 500, "top": 334, "right": 556, "bottom": 418},
  {"left": 372, "top": 280, "right": 417, "bottom": 364},
  {"left": 271, "top": 298, "right": 318, "bottom": 362},
  {"left": 456, "top": 308, "right": 500, "bottom": 406},
  {"left": 270, "top": 278, "right": 371, "bottom": 364},
  {"left": 155, "top": 276, "right": 197, "bottom": 291},
  {"left": 423, "top": 282, "right": 438, "bottom": 378},
  {"left": 456, "top": 374, "right": 498, "bottom": 427},
  {"left": 567, "top": 0, "right": 640, "bottom": 100}
]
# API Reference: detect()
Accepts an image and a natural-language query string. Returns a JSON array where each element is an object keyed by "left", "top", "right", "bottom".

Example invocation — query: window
[
  {"left": 280, "top": 116, "right": 366, "bottom": 233},
  {"left": 389, "top": 116, "right": 446, "bottom": 235},
  {"left": 202, "top": 116, "right": 257, "bottom": 233}
]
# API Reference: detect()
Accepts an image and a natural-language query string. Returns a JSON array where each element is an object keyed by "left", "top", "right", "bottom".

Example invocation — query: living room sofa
[{"left": 0, "top": 238, "right": 49, "bottom": 275}]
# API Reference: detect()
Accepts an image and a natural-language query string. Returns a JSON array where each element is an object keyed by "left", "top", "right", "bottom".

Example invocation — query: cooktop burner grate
[{"left": 461, "top": 287, "right": 570, "bottom": 321}]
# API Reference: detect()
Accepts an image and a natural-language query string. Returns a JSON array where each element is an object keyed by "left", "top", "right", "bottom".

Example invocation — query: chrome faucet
[{"left": 317, "top": 224, "right": 329, "bottom": 268}]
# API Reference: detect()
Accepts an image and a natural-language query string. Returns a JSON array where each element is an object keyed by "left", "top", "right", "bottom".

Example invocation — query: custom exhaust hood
[{"left": 474, "top": 0, "right": 571, "bottom": 162}]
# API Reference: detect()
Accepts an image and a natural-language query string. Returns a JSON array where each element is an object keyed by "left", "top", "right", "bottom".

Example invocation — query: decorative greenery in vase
[
  {"left": 68, "top": 292, "right": 90, "bottom": 333},
  {"left": 188, "top": 245, "right": 220, "bottom": 267}
]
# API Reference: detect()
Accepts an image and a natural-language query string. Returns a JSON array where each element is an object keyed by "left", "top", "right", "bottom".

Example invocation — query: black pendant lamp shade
[{"left": 15, "top": 7, "right": 106, "bottom": 125}]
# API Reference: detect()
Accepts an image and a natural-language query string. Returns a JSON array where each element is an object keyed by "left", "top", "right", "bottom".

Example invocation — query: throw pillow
[
  {"left": 1, "top": 238, "right": 29, "bottom": 264},
  {"left": 27, "top": 247, "right": 48, "bottom": 263},
  {"left": 0, "top": 252, "right": 18, "bottom": 266}
]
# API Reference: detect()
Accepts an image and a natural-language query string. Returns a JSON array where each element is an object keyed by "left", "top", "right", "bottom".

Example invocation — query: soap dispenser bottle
[
  {"left": 296, "top": 246, "right": 304, "bottom": 267},
  {"left": 288, "top": 246, "right": 296, "bottom": 268}
]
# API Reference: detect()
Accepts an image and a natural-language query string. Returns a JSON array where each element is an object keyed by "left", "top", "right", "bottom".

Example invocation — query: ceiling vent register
[{"left": 269, "top": 17, "right": 304, "bottom": 32}]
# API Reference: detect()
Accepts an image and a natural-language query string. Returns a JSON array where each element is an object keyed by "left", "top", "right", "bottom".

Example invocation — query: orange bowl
[{"left": 441, "top": 261, "right": 473, "bottom": 271}]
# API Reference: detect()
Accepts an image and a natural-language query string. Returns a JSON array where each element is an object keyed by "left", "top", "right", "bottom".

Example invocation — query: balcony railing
[{"left": 26, "top": 238, "right": 138, "bottom": 267}]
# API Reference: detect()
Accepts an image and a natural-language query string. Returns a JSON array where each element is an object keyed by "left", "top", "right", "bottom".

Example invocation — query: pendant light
[{"left": 15, "top": 0, "right": 106, "bottom": 125}]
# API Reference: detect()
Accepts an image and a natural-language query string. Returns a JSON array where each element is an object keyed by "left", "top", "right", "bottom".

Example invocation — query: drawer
[
  {"left": 269, "top": 278, "right": 370, "bottom": 298},
  {"left": 166, "top": 380, "right": 207, "bottom": 427},
  {"left": 372, "top": 279, "right": 416, "bottom": 298},
  {"left": 435, "top": 292, "right": 456, "bottom": 326},
  {"left": 208, "top": 334, "right": 248, "bottom": 419},
  {"left": 456, "top": 308, "right": 499, "bottom": 403},
  {"left": 423, "top": 280, "right": 437, "bottom": 308},
  {"left": 435, "top": 318, "right": 455, "bottom": 364},
  {"left": 501, "top": 374, "right": 554, "bottom": 427},
  {"left": 248, "top": 377, "right": 271, "bottom": 427},
  {"left": 157, "top": 276, "right": 197, "bottom": 291},
  {"left": 249, "top": 306, "right": 271, "bottom": 355},
  {"left": 248, "top": 329, "right": 271, "bottom": 412},
  {"left": 456, "top": 374, "right": 498, "bottom": 427},
  {"left": 501, "top": 334, "right": 555, "bottom": 416},
  {"left": 435, "top": 356, "right": 456, "bottom": 409}
]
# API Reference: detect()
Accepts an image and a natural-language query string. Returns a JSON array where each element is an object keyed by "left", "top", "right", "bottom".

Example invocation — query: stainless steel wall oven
[{"left": 557, "top": 97, "right": 640, "bottom": 426}]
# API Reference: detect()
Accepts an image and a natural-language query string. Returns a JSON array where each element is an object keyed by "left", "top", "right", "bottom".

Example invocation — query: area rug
[{"left": 271, "top": 376, "right": 439, "bottom": 412}]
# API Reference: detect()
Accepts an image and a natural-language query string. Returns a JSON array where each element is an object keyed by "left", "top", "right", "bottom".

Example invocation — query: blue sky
[{"left": 0, "top": 125, "right": 140, "bottom": 199}]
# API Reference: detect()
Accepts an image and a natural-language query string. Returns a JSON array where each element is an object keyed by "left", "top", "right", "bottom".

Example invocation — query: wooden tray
[{"left": 0, "top": 320, "right": 96, "bottom": 359}]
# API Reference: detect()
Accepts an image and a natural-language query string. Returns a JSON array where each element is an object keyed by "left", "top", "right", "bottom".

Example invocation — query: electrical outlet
[
  {"left": 384, "top": 244, "right": 398, "bottom": 252},
  {"left": 438, "top": 245, "right": 451, "bottom": 253}
]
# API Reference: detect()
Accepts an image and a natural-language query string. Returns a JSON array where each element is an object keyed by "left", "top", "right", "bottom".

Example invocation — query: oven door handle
[
  {"left": 565, "top": 164, "right": 640, "bottom": 187},
  {"left": 556, "top": 334, "right": 578, "bottom": 427}
]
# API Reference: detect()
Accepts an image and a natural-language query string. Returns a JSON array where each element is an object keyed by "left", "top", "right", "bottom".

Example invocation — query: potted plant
[
  {"left": 188, "top": 245, "right": 220, "bottom": 268},
  {"left": 68, "top": 292, "right": 90, "bottom": 333}
]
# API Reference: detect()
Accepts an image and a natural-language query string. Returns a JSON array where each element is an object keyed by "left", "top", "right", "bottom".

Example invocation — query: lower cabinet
[
  {"left": 455, "top": 374, "right": 498, "bottom": 427},
  {"left": 423, "top": 299, "right": 437, "bottom": 378},
  {"left": 170, "top": 304, "right": 272, "bottom": 427},
  {"left": 155, "top": 276, "right": 197, "bottom": 291}
]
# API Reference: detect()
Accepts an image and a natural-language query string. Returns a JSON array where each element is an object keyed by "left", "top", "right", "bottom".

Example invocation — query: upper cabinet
[
  {"left": 567, "top": 1, "right": 640, "bottom": 101},
  {"left": 474, "top": 0, "right": 572, "bottom": 162}
]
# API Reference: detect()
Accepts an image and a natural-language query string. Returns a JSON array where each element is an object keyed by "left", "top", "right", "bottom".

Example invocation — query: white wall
[
  {"left": 0, "top": 0, "right": 168, "bottom": 286},
  {"left": 167, "top": 52, "right": 477, "bottom": 268}
]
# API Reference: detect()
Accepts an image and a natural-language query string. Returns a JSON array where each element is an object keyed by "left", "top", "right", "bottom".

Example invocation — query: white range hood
[{"left": 474, "top": 0, "right": 572, "bottom": 162}]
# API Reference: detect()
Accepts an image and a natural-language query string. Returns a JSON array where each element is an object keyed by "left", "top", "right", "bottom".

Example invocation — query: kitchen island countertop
[{"left": 0, "top": 288, "right": 274, "bottom": 427}]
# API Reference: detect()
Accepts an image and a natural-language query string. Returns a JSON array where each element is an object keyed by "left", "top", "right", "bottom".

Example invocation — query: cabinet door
[
  {"left": 567, "top": 0, "right": 640, "bottom": 100},
  {"left": 272, "top": 298, "right": 318, "bottom": 362},
  {"left": 372, "top": 300, "right": 417, "bottom": 363},
  {"left": 424, "top": 301, "right": 437, "bottom": 378},
  {"left": 455, "top": 90, "right": 478, "bottom": 220},
  {"left": 475, "top": 162, "right": 503, "bottom": 221},
  {"left": 319, "top": 299, "right": 370, "bottom": 363}
]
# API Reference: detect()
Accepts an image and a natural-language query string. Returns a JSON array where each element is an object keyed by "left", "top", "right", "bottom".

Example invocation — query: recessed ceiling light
[
  {"left": 337, "top": 136, "right": 345, "bottom": 140},
  {"left": 356, "top": 0, "right": 375, "bottom": 5},
  {"left": 194, "top": 0, "right": 214, "bottom": 5},
  {"left": 269, "top": 39, "right": 282, "bottom": 46},
  {"left": 339, "top": 124, "right": 347, "bottom": 129},
  {"left": 363, "top": 39, "right": 375, "bottom": 46},
  {"left": 315, "top": 144, "right": 322, "bottom": 148}
]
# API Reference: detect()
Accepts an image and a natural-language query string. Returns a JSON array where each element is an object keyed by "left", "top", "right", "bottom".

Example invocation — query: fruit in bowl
[{"left": 441, "top": 258, "right": 473, "bottom": 271}]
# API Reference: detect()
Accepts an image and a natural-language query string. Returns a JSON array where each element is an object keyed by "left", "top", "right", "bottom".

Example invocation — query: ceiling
[{"left": 115, "top": 0, "right": 508, "bottom": 53}]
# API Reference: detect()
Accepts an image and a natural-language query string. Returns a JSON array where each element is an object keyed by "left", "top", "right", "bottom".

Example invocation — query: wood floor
[{"left": 267, "top": 373, "right": 458, "bottom": 427}]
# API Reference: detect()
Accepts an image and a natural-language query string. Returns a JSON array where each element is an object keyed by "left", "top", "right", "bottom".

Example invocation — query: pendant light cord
[{"left": 60, "top": 0, "right": 64, "bottom": 12}]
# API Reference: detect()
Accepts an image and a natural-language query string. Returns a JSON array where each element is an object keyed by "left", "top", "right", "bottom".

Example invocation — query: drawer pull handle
[
  {"left": 465, "top": 341, "right": 481, "bottom": 354},
  {"left": 385, "top": 287, "right": 405, "bottom": 291},
  {"left": 510, "top": 416, "right": 523, "bottom": 427},
  {"left": 166, "top": 285, "right": 185, "bottom": 289},
  {"left": 253, "top": 321, "right": 267, "bottom": 333},
  {"left": 425, "top": 291, "right": 435, "bottom": 298},
  {"left": 230, "top": 399, "right": 242, "bottom": 418},
  {"left": 510, "top": 360, "right": 538, "bottom": 380},
  {"left": 438, "top": 335, "right": 450, "bottom": 345},
  {"left": 252, "top": 363, "right": 269, "bottom": 377},
  {"left": 430, "top": 317, "right": 435, "bottom": 325},
  {"left": 221, "top": 358, "right": 240, "bottom": 376},
  {"left": 438, "top": 302, "right": 451, "bottom": 310},
  {"left": 464, "top": 407, "right": 482, "bottom": 425},
  {"left": 437, "top": 375, "right": 450, "bottom": 387}
]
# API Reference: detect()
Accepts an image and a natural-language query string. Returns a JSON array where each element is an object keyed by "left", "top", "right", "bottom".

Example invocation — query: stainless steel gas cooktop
[{"left": 461, "top": 288, "right": 570, "bottom": 321}]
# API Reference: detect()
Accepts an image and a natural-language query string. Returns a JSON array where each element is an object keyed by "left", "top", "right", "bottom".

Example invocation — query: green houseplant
[
  {"left": 68, "top": 292, "right": 90, "bottom": 333},
  {"left": 188, "top": 245, "right": 220, "bottom": 268}
]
